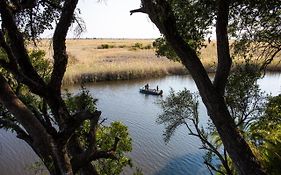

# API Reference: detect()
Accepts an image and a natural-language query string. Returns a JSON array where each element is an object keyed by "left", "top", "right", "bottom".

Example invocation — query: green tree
[
  {"left": 131, "top": 1, "right": 280, "bottom": 174},
  {"left": 156, "top": 88, "right": 234, "bottom": 175},
  {"left": 157, "top": 63, "right": 268, "bottom": 175},
  {"left": 250, "top": 95, "right": 281, "bottom": 174},
  {"left": 0, "top": 1, "right": 132, "bottom": 174}
]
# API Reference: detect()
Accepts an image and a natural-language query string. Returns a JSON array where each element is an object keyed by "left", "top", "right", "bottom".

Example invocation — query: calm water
[{"left": 0, "top": 74, "right": 281, "bottom": 175}]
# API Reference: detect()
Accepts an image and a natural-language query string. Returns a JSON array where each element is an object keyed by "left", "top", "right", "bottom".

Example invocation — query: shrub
[{"left": 97, "top": 44, "right": 115, "bottom": 49}]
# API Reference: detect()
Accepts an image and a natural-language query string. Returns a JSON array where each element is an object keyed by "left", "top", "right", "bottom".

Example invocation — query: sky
[{"left": 44, "top": 0, "right": 161, "bottom": 39}]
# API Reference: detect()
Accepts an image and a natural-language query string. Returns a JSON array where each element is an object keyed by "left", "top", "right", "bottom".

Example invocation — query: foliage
[
  {"left": 95, "top": 121, "right": 132, "bottom": 175},
  {"left": 157, "top": 64, "right": 270, "bottom": 174},
  {"left": 0, "top": 0, "right": 133, "bottom": 174},
  {"left": 0, "top": 48, "right": 133, "bottom": 174},
  {"left": 15, "top": 1, "right": 61, "bottom": 39},
  {"left": 14, "top": 0, "right": 85, "bottom": 40},
  {"left": 225, "top": 62, "right": 267, "bottom": 130},
  {"left": 26, "top": 161, "right": 48, "bottom": 175},
  {"left": 143, "top": 44, "right": 152, "bottom": 50},
  {"left": 64, "top": 86, "right": 97, "bottom": 115},
  {"left": 252, "top": 95, "right": 281, "bottom": 131},
  {"left": 156, "top": 88, "right": 199, "bottom": 142},
  {"left": 152, "top": 0, "right": 281, "bottom": 66},
  {"left": 250, "top": 95, "right": 281, "bottom": 174},
  {"left": 251, "top": 126, "right": 281, "bottom": 175},
  {"left": 29, "top": 50, "right": 52, "bottom": 81},
  {"left": 135, "top": 0, "right": 280, "bottom": 174},
  {"left": 64, "top": 88, "right": 133, "bottom": 175},
  {"left": 0, "top": 49, "right": 50, "bottom": 131},
  {"left": 157, "top": 88, "right": 234, "bottom": 174},
  {"left": 230, "top": 0, "right": 281, "bottom": 66},
  {"left": 153, "top": 37, "right": 179, "bottom": 61},
  {"left": 133, "top": 42, "right": 143, "bottom": 49},
  {"left": 171, "top": 0, "right": 214, "bottom": 50},
  {"left": 151, "top": 0, "right": 215, "bottom": 61},
  {"left": 97, "top": 44, "right": 115, "bottom": 49}
]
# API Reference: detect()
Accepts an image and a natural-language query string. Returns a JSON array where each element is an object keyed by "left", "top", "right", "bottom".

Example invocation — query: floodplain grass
[
  {"left": 35, "top": 39, "right": 192, "bottom": 85},
  {"left": 33, "top": 39, "right": 280, "bottom": 85}
]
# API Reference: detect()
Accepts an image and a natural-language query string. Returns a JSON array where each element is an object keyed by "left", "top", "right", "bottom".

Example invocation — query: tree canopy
[
  {"left": 0, "top": 1, "right": 132, "bottom": 175},
  {"left": 131, "top": 0, "right": 280, "bottom": 174}
]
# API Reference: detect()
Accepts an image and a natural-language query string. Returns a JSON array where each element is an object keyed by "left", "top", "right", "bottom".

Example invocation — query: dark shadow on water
[{"left": 155, "top": 152, "right": 209, "bottom": 175}]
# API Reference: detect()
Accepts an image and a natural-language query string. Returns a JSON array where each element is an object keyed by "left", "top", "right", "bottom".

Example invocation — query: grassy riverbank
[{"left": 36, "top": 39, "right": 280, "bottom": 85}]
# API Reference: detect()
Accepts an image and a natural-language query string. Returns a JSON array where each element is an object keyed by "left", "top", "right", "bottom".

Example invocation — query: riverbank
[{"left": 35, "top": 39, "right": 280, "bottom": 85}]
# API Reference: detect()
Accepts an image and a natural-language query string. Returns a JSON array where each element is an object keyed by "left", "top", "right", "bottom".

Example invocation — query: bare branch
[
  {"left": 260, "top": 47, "right": 281, "bottom": 72},
  {"left": 130, "top": 7, "right": 145, "bottom": 15},
  {"left": 204, "top": 161, "right": 225, "bottom": 175}
]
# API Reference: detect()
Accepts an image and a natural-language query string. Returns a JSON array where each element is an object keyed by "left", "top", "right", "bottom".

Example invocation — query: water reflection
[{"left": 155, "top": 152, "right": 207, "bottom": 175}]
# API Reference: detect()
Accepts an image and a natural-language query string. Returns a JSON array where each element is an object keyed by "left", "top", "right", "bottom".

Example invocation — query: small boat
[{"left": 139, "top": 88, "right": 163, "bottom": 95}]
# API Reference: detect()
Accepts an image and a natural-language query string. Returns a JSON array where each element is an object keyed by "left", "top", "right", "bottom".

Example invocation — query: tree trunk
[
  {"left": 167, "top": 31, "right": 265, "bottom": 175},
  {"left": 139, "top": 1, "right": 266, "bottom": 174},
  {"left": 213, "top": 0, "right": 232, "bottom": 96},
  {"left": 0, "top": 75, "right": 74, "bottom": 174}
]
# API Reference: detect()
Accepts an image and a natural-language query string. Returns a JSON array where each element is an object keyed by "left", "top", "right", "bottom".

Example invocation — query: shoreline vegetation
[{"left": 34, "top": 39, "right": 280, "bottom": 85}]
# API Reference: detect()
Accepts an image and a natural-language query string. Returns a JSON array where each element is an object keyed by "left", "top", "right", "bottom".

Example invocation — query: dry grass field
[
  {"left": 34, "top": 39, "right": 217, "bottom": 85},
  {"left": 33, "top": 39, "right": 280, "bottom": 85}
]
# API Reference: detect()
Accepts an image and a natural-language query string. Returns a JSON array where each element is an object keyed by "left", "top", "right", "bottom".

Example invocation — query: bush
[
  {"left": 143, "top": 44, "right": 152, "bottom": 49},
  {"left": 97, "top": 44, "right": 115, "bottom": 49},
  {"left": 133, "top": 42, "right": 143, "bottom": 49}
]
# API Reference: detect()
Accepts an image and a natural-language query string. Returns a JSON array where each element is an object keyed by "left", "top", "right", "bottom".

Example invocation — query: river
[{"left": 0, "top": 74, "right": 281, "bottom": 175}]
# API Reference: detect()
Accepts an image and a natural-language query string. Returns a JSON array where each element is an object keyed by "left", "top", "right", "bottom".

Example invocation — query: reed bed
[
  {"left": 63, "top": 48, "right": 188, "bottom": 85},
  {"left": 36, "top": 39, "right": 192, "bottom": 85},
  {"left": 34, "top": 39, "right": 280, "bottom": 85}
]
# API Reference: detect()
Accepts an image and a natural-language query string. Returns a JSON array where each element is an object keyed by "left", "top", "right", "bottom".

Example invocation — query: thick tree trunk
[
  {"left": 0, "top": 1, "right": 108, "bottom": 174},
  {"left": 164, "top": 34, "right": 265, "bottom": 175},
  {"left": 167, "top": 30, "right": 265, "bottom": 175},
  {"left": 0, "top": 75, "right": 74, "bottom": 175},
  {"left": 138, "top": 1, "right": 266, "bottom": 174}
]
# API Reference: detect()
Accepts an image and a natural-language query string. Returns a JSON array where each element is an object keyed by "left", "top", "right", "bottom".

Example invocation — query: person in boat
[
  {"left": 156, "top": 85, "right": 159, "bottom": 91},
  {"left": 145, "top": 83, "right": 149, "bottom": 90}
]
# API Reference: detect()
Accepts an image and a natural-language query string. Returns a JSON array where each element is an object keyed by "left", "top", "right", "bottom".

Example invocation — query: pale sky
[{"left": 43, "top": 0, "right": 161, "bottom": 39}]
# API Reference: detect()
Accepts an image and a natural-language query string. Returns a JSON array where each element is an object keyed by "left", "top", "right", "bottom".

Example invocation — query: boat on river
[{"left": 139, "top": 88, "right": 163, "bottom": 95}]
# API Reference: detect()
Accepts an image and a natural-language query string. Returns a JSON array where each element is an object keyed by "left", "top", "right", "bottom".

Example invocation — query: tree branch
[
  {"left": 0, "top": 74, "right": 76, "bottom": 174},
  {"left": 0, "top": 29, "right": 49, "bottom": 96},
  {"left": 260, "top": 47, "right": 281, "bottom": 72},
  {"left": 0, "top": 30, "right": 18, "bottom": 70},
  {"left": 213, "top": 0, "right": 232, "bottom": 96},
  {"left": 204, "top": 161, "right": 225, "bottom": 175},
  {"left": 41, "top": 100, "right": 57, "bottom": 135},
  {"left": 0, "top": 118, "right": 32, "bottom": 143},
  {"left": 10, "top": 0, "right": 37, "bottom": 12},
  {"left": 72, "top": 136, "right": 120, "bottom": 173},
  {"left": 0, "top": 1, "right": 46, "bottom": 88},
  {"left": 41, "top": 0, "right": 62, "bottom": 10},
  {"left": 0, "top": 74, "right": 54, "bottom": 158},
  {"left": 59, "top": 110, "right": 101, "bottom": 145},
  {"left": 49, "top": 0, "right": 79, "bottom": 94},
  {"left": 130, "top": 7, "right": 145, "bottom": 15},
  {"left": 137, "top": 1, "right": 265, "bottom": 174}
]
